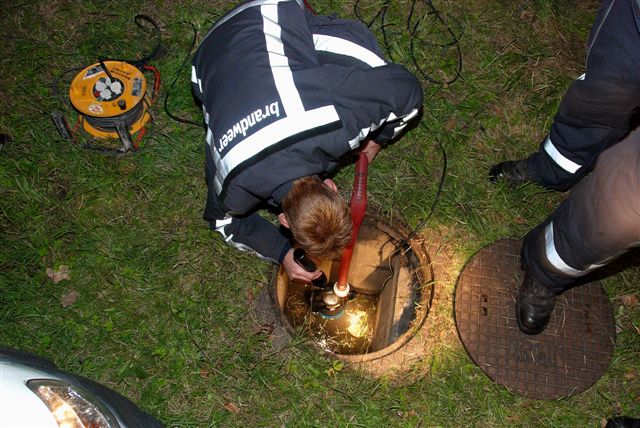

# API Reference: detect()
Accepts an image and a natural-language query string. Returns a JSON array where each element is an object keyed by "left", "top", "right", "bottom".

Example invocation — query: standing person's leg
[
  {"left": 490, "top": 0, "right": 640, "bottom": 191},
  {"left": 518, "top": 127, "right": 640, "bottom": 334}
]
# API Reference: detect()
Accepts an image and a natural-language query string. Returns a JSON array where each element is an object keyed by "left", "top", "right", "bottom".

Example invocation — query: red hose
[
  {"left": 303, "top": 0, "right": 317, "bottom": 14},
  {"left": 336, "top": 151, "right": 368, "bottom": 288}
]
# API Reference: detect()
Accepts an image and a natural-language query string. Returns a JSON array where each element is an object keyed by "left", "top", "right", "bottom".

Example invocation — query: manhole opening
[{"left": 271, "top": 213, "right": 433, "bottom": 361}]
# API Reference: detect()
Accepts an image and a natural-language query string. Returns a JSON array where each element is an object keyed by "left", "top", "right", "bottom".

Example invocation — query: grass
[{"left": 1, "top": 0, "right": 639, "bottom": 426}]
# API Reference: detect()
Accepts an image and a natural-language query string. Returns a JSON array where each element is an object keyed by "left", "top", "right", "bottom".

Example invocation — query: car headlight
[{"left": 27, "top": 379, "right": 120, "bottom": 428}]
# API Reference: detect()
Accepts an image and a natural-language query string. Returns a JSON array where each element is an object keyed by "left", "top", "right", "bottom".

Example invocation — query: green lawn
[{"left": 1, "top": 0, "right": 638, "bottom": 426}]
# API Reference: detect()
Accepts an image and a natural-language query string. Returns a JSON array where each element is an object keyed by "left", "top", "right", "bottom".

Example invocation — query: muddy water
[{"left": 284, "top": 279, "right": 379, "bottom": 355}]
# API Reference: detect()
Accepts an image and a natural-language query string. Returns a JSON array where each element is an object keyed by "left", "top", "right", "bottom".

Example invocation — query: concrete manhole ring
[{"left": 255, "top": 210, "right": 435, "bottom": 373}]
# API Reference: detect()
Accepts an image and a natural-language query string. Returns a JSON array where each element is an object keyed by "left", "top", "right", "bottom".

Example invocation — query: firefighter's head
[{"left": 279, "top": 176, "right": 352, "bottom": 260}]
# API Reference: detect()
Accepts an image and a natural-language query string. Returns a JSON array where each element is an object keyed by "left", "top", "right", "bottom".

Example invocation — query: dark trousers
[
  {"left": 522, "top": 128, "right": 640, "bottom": 292},
  {"left": 526, "top": 0, "right": 640, "bottom": 191}
]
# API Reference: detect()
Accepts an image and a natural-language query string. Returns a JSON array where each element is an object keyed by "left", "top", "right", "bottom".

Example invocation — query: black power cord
[
  {"left": 406, "top": 0, "right": 463, "bottom": 86},
  {"left": 163, "top": 23, "right": 202, "bottom": 128},
  {"left": 100, "top": 14, "right": 163, "bottom": 68},
  {"left": 351, "top": 0, "right": 458, "bottom": 237},
  {"left": 410, "top": 127, "right": 448, "bottom": 237},
  {"left": 354, "top": 0, "right": 463, "bottom": 86}
]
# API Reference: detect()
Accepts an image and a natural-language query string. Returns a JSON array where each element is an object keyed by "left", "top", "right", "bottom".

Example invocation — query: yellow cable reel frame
[{"left": 69, "top": 61, "right": 151, "bottom": 139}]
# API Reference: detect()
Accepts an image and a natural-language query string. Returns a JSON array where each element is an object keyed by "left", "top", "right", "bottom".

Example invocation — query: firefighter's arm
[
  {"left": 360, "top": 140, "right": 382, "bottom": 164},
  {"left": 211, "top": 212, "right": 289, "bottom": 264}
]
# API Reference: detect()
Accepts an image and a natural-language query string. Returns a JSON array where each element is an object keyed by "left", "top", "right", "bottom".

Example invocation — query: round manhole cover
[{"left": 454, "top": 238, "right": 616, "bottom": 399}]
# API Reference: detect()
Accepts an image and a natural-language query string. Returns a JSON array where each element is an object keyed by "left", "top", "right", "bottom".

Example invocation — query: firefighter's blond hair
[{"left": 282, "top": 176, "right": 352, "bottom": 259}]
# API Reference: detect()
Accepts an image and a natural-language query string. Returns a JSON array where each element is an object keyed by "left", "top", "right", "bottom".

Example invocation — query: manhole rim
[{"left": 270, "top": 211, "right": 435, "bottom": 363}]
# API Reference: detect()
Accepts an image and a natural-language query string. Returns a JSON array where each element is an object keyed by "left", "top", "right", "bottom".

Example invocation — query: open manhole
[{"left": 260, "top": 211, "right": 434, "bottom": 368}]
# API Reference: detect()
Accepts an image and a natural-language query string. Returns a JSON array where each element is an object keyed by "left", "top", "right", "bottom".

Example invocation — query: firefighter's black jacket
[{"left": 192, "top": 0, "right": 423, "bottom": 263}]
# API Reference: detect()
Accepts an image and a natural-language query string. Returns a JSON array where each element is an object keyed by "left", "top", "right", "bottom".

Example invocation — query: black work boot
[
  {"left": 516, "top": 271, "right": 556, "bottom": 335},
  {"left": 488, "top": 159, "right": 531, "bottom": 186},
  {"left": 606, "top": 417, "right": 640, "bottom": 428}
]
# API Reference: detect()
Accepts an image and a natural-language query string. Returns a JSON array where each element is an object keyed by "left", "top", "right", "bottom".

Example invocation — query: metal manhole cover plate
[{"left": 454, "top": 238, "right": 616, "bottom": 399}]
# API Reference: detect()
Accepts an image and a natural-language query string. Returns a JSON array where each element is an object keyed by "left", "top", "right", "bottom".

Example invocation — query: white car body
[
  {"left": 0, "top": 348, "right": 163, "bottom": 428},
  {"left": 0, "top": 360, "right": 59, "bottom": 427}
]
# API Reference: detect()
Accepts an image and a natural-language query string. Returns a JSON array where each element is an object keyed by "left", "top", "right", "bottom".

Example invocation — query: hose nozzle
[{"left": 333, "top": 281, "right": 350, "bottom": 298}]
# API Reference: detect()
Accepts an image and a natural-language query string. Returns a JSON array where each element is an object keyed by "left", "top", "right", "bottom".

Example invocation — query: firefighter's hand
[
  {"left": 282, "top": 248, "right": 322, "bottom": 283},
  {"left": 361, "top": 140, "right": 382, "bottom": 164}
]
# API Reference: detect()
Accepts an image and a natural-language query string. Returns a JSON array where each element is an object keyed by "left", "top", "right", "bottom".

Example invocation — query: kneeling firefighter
[{"left": 191, "top": 0, "right": 424, "bottom": 282}]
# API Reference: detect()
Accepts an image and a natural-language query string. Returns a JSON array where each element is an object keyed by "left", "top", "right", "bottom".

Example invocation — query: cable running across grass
[
  {"left": 352, "top": 0, "right": 457, "bottom": 237},
  {"left": 353, "top": 0, "right": 463, "bottom": 86},
  {"left": 163, "top": 22, "right": 203, "bottom": 128}
]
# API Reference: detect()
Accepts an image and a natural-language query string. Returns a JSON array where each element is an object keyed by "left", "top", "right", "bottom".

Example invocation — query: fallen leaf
[
  {"left": 444, "top": 117, "right": 456, "bottom": 132},
  {"left": 621, "top": 294, "right": 639, "bottom": 308},
  {"left": 623, "top": 369, "right": 637, "bottom": 381},
  {"left": 61, "top": 290, "right": 79, "bottom": 308},
  {"left": 520, "top": 10, "right": 534, "bottom": 21},
  {"left": 118, "top": 162, "right": 136, "bottom": 175},
  {"left": 47, "top": 265, "right": 70, "bottom": 283},
  {"left": 224, "top": 402, "right": 240, "bottom": 413}
]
